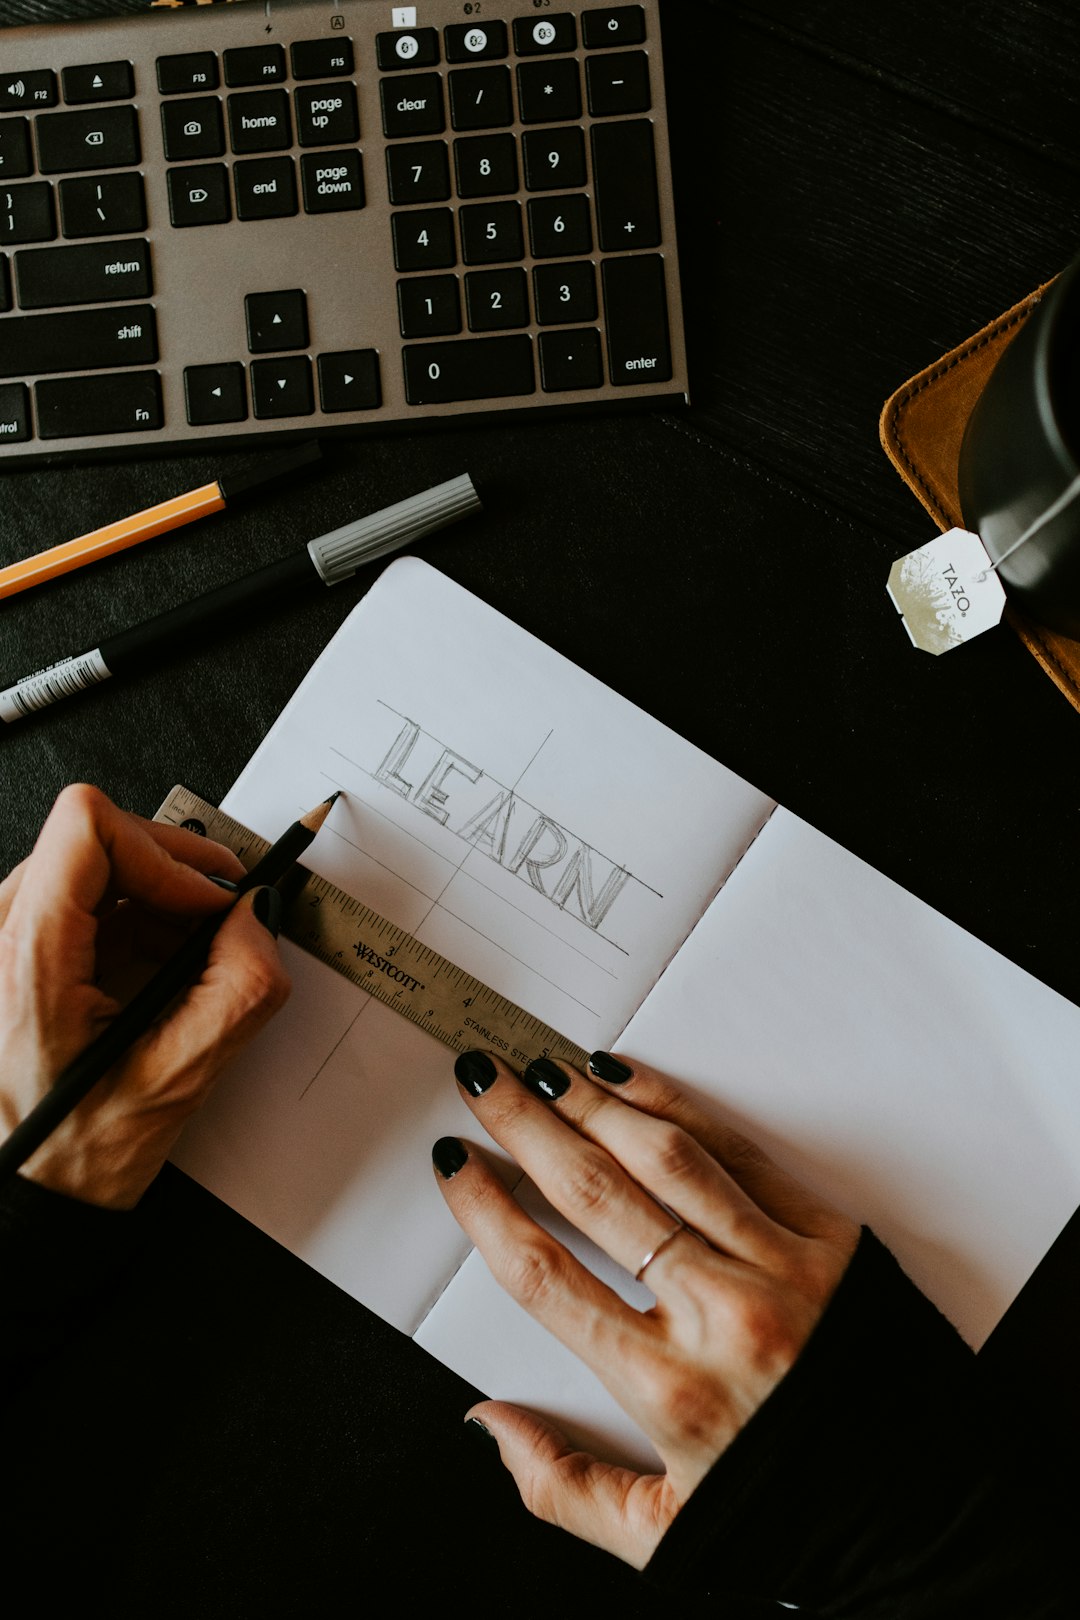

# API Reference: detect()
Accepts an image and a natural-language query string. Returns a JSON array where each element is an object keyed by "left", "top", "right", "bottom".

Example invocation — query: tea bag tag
[{"left": 886, "top": 528, "right": 1006, "bottom": 655}]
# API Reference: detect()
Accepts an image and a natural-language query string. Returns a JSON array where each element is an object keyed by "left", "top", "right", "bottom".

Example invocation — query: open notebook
[{"left": 173, "top": 558, "right": 1080, "bottom": 1470}]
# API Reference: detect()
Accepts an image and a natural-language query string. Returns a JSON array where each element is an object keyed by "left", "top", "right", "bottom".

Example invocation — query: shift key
[
  {"left": 0, "top": 304, "right": 157, "bottom": 378},
  {"left": 601, "top": 254, "right": 671, "bottom": 385},
  {"left": 15, "top": 238, "right": 151, "bottom": 309}
]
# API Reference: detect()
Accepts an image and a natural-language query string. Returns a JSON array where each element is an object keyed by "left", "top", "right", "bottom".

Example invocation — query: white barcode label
[{"left": 0, "top": 648, "right": 112, "bottom": 723}]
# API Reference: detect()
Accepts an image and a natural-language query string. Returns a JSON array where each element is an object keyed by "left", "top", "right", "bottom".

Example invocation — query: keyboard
[{"left": 0, "top": 0, "right": 687, "bottom": 466}]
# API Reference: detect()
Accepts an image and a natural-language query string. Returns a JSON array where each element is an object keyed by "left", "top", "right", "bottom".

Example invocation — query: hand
[
  {"left": 0, "top": 784, "right": 290, "bottom": 1210},
  {"left": 433, "top": 1049, "right": 860, "bottom": 1568}
]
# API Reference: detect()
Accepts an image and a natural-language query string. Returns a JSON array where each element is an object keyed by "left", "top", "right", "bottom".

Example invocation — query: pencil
[
  {"left": 0, "top": 791, "right": 339, "bottom": 1185},
  {"left": 0, "top": 440, "right": 322, "bottom": 601}
]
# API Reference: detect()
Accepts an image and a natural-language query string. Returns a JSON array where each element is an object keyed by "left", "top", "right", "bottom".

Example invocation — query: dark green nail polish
[
  {"left": 523, "top": 1057, "right": 569, "bottom": 1100},
  {"left": 251, "top": 885, "right": 282, "bottom": 938},
  {"left": 455, "top": 1050, "right": 496, "bottom": 1096},
  {"left": 588, "top": 1051, "right": 633, "bottom": 1084},
  {"left": 207, "top": 875, "right": 239, "bottom": 892},
  {"left": 433, "top": 1137, "right": 468, "bottom": 1179}
]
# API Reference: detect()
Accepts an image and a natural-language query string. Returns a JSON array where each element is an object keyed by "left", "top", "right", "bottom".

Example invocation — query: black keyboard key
[
  {"left": 386, "top": 141, "right": 449, "bottom": 204},
  {"left": 228, "top": 90, "right": 292, "bottom": 154},
  {"left": 465, "top": 267, "right": 529, "bottom": 331},
  {"left": 513, "top": 16, "right": 578, "bottom": 55},
  {"left": 0, "top": 255, "right": 9, "bottom": 312},
  {"left": 15, "top": 237, "right": 151, "bottom": 308},
  {"left": 376, "top": 30, "right": 440, "bottom": 71},
  {"left": 591, "top": 119, "right": 660, "bottom": 250},
  {"left": 403, "top": 335, "right": 534, "bottom": 403},
  {"left": 0, "top": 72, "right": 57, "bottom": 113},
  {"left": 586, "top": 51, "right": 651, "bottom": 117},
  {"left": 301, "top": 150, "right": 364, "bottom": 213},
  {"left": 167, "top": 164, "right": 230, "bottom": 228},
  {"left": 381, "top": 73, "right": 444, "bottom": 139},
  {"left": 184, "top": 362, "right": 247, "bottom": 425},
  {"left": 538, "top": 327, "right": 603, "bottom": 390},
  {"left": 527, "top": 193, "right": 592, "bottom": 257},
  {"left": 0, "top": 381, "right": 30, "bottom": 441},
  {"left": 582, "top": 6, "right": 646, "bottom": 48},
  {"left": 60, "top": 171, "right": 146, "bottom": 237},
  {"left": 444, "top": 23, "right": 509, "bottom": 62},
  {"left": 0, "top": 119, "right": 33, "bottom": 180},
  {"left": 392, "top": 206, "right": 455, "bottom": 270},
  {"left": 522, "top": 127, "right": 586, "bottom": 191},
  {"left": 251, "top": 356, "right": 314, "bottom": 418},
  {"left": 318, "top": 349, "right": 380, "bottom": 412},
  {"left": 459, "top": 200, "right": 523, "bottom": 265},
  {"left": 453, "top": 134, "right": 517, "bottom": 198},
  {"left": 35, "top": 105, "right": 139, "bottom": 174},
  {"left": 157, "top": 53, "right": 219, "bottom": 96},
  {"left": 292, "top": 39, "right": 355, "bottom": 80},
  {"left": 516, "top": 59, "right": 581, "bottom": 124},
  {"left": 161, "top": 97, "right": 225, "bottom": 162},
  {"left": 224, "top": 46, "right": 286, "bottom": 87},
  {"left": 295, "top": 83, "right": 359, "bottom": 147},
  {"left": 61, "top": 61, "right": 134, "bottom": 105},
  {"left": 601, "top": 253, "right": 671, "bottom": 383},
  {"left": 246, "top": 289, "right": 308, "bottom": 352},
  {"left": 533, "top": 260, "right": 597, "bottom": 325},
  {"left": 234, "top": 157, "right": 297, "bottom": 221},
  {"left": 397, "top": 273, "right": 461, "bottom": 338},
  {"left": 448, "top": 66, "right": 513, "bottom": 131},
  {"left": 0, "top": 182, "right": 56, "bottom": 245},
  {"left": 0, "top": 303, "right": 155, "bottom": 377},
  {"left": 36, "top": 369, "right": 162, "bottom": 438}
]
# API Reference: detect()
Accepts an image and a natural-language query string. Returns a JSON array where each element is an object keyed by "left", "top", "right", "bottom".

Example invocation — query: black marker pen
[{"left": 0, "top": 474, "right": 480, "bottom": 723}]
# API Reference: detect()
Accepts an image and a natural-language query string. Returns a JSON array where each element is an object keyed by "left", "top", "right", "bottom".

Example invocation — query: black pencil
[{"left": 0, "top": 792, "right": 339, "bottom": 1185}]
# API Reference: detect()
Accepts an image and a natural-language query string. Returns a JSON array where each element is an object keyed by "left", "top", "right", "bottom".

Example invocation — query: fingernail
[
  {"left": 464, "top": 1416, "right": 499, "bottom": 1449},
  {"left": 207, "top": 875, "right": 239, "bottom": 892},
  {"left": 251, "top": 885, "right": 283, "bottom": 938},
  {"left": 454, "top": 1050, "right": 496, "bottom": 1096},
  {"left": 522, "top": 1057, "right": 569, "bottom": 1100},
  {"left": 588, "top": 1051, "right": 633, "bottom": 1084},
  {"left": 433, "top": 1137, "right": 468, "bottom": 1179}
]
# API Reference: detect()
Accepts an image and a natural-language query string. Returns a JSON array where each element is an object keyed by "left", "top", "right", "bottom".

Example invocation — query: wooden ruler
[{"left": 154, "top": 785, "right": 589, "bottom": 1075}]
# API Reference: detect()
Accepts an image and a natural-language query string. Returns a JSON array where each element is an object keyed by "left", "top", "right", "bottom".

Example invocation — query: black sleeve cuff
[
  {"left": 1, "top": 1172, "right": 144, "bottom": 1382},
  {"left": 645, "top": 1229, "right": 1068, "bottom": 1617}
]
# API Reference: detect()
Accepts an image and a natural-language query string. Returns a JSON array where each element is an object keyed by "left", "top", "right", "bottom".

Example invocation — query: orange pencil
[{"left": 0, "top": 440, "right": 321, "bottom": 601}]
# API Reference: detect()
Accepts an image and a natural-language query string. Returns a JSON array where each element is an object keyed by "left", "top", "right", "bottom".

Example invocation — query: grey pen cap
[{"left": 306, "top": 473, "right": 481, "bottom": 586}]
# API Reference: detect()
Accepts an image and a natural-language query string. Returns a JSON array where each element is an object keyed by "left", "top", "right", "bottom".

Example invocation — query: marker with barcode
[{"left": 0, "top": 473, "right": 480, "bottom": 724}]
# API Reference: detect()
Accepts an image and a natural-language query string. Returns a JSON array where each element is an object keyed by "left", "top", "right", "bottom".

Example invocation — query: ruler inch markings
[{"left": 154, "top": 786, "right": 589, "bottom": 1075}]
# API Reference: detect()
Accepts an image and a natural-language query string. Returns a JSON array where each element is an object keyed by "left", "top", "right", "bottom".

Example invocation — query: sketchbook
[{"left": 173, "top": 558, "right": 1080, "bottom": 1470}]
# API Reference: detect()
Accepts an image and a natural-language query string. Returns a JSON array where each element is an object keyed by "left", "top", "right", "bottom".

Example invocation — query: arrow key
[
  {"left": 246, "top": 288, "right": 308, "bottom": 352},
  {"left": 184, "top": 362, "right": 247, "bottom": 425},
  {"left": 318, "top": 348, "right": 381, "bottom": 412},
  {"left": 251, "top": 355, "right": 314, "bottom": 418}
]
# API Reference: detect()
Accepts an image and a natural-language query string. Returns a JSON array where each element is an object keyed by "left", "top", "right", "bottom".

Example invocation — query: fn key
[
  {"left": 36, "top": 371, "right": 162, "bottom": 439},
  {"left": 601, "top": 255, "right": 672, "bottom": 386}
]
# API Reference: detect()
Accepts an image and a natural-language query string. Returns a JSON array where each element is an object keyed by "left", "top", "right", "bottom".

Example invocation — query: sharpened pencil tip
[{"left": 299, "top": 791, "right": 342, "bottom": 834}]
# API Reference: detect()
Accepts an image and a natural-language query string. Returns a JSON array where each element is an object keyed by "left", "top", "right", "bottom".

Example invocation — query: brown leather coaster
[{"left": 880, "top": 280, "right": 1080, "bottom": 713}]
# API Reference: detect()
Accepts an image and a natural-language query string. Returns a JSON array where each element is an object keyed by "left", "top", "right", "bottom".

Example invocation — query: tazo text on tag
[{"left": 886, "top": 528, "right": 1006, "bottom": 655}]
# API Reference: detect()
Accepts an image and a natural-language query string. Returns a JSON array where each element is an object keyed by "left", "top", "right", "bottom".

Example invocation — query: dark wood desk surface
[{"left": 3, "top": 2, "right": 1078, "bottom": 1610}]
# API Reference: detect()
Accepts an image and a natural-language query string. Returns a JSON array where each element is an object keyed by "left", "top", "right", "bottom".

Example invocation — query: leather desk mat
[{"left": 880, "top": 278, "right": 1080, "bottom": 715}]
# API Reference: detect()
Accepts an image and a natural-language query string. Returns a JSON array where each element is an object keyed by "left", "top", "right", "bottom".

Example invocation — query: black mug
[{"left": 958, "top": 254, "right": 1080, "bottom": 638}]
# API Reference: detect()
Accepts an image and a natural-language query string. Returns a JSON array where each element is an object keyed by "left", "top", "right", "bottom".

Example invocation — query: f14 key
[{"left": 0, "top": 0, "right": 688, "bottom": 465}]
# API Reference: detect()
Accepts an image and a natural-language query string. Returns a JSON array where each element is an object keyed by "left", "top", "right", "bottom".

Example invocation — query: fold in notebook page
[
  {"left": 173, "top": 559, "right": 1080, "bottom": 1467},
  {"left": 173, "top": 558, "right": 773, "bottom": 1336}
]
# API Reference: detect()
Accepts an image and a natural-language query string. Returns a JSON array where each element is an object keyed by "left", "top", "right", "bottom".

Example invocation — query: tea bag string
[{"left": 977, "top": 471, "right": 1080, "bottom": 579}]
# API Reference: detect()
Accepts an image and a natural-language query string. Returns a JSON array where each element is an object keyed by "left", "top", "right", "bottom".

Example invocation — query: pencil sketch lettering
[{"left": 374, "top": 717, "right": 632, "bottom": 934}]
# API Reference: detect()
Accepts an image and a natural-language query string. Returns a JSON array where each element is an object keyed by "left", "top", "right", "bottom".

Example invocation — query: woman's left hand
[{"left": 433, "top": 1048, "right": 859, "bottom": 1568}]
